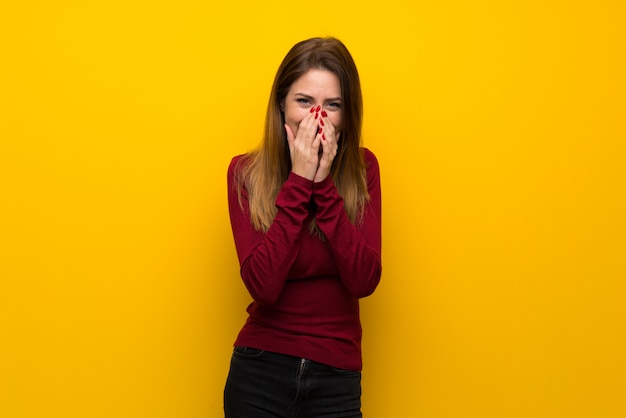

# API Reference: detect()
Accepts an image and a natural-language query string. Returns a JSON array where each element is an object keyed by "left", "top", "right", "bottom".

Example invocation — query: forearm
[
  {"left": 229, "top": 168, "right": 313, "bottom": 305},
  {"left": 313, "top": 176, "right": 382, "bottom": 298}
]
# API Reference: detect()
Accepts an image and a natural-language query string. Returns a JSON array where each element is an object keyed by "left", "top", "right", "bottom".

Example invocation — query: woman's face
[{"left": 282, "top": 69, "right": 343, "bottom": 138}]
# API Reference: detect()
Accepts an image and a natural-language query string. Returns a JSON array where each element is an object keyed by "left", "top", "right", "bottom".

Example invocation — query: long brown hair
[{"left": 236, "top": 37, "right": 369, "bottom": 232}]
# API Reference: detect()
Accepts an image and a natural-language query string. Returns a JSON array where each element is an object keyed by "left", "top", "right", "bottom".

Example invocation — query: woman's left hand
[{"left": 314, "top": 112, "right": 339, "bottom": 183}]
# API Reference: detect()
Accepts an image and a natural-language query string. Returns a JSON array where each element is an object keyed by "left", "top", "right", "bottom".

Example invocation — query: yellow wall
[{"left": 1, "top": 1, "right": 625, "bottom": 417}]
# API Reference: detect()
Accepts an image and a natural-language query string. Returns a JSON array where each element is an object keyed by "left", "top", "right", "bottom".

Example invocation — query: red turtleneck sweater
[{"left": 227, "top": 148, "right": 381, "bottom": 371}]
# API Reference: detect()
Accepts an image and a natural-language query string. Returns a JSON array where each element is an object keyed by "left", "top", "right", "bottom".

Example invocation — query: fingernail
[
  {"left": 322, "top": 134, "right": 326, "bottom": 140},
  {"left": 321, "top": 110, "right": 327, "bottom": 117},
  {"left": 315, "top": 105, "right": 321, "bottom": 112},
  {"left": 319, "top": 119, "right": 324, "bottom": 126},
  {"left": 318, "top": 127, "right": 323, "bottom": 134},
  {"left": 315, "top": 112, "right": 318, "bottom": 119},
  {"left": 310, "top": 107, "right": 315, "bottom": 113}
]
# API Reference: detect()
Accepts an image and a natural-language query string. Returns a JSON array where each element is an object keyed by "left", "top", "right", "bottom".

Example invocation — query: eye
[
  {"left": 327, "top": 102, "right": 341, "bottom": 109},
  {"left": 296, "top": 98, "right": 311, "bottom": 104}
]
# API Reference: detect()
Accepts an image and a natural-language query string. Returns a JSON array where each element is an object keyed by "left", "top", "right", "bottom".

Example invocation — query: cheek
[
  {"left": 285, "top": 108, "right": 308, "bottom": 134},
  {"left": 285, "top": 106, "right": 308, "bottom": 125},
  {"left": 330, "top": 114, "right": 343, "bottom": 131}
]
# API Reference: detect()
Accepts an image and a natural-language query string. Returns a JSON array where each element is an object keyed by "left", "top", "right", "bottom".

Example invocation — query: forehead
[{"left": 289, "top": 69, "right": 341, "bottom": 96}]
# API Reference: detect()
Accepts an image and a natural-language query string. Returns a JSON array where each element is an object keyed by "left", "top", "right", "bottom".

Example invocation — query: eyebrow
[{"left": 294, "top": 93, "right": 342, "bottom": 102}]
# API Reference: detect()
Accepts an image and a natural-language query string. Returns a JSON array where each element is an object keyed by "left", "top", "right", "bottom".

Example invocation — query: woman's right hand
[{"left": 285, "top": 107, "right": 322, "bottom": 181}]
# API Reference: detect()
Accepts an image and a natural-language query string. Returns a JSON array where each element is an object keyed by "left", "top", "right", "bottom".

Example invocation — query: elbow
[
  {"left": 351, "top": 266, "right": 382, "bottom": 299},
  {"left": 247, "top": 287, "right": 280, "bottom": 305},
  {"left": 241, "top": 268, "right": 281, "bottom": 305}
]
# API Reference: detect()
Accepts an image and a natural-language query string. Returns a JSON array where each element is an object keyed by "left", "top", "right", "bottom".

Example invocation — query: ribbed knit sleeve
[
  {"left": 227, "top": 156, "right": 314, "bottom": 305},
  {"left": 312, "top": 148, "right": 382, "bottom": 297}
]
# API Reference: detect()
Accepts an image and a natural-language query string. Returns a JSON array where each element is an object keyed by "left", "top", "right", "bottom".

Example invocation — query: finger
[
  {"left": 314, "top": 134, "right": 334, "bottom": 182},
  {"left": 318, "top": 131, "right": 331, "bottom": 159},
  {"left": 321, "top": 129, "right": 337, "bottom": 157},
  {"left": 295, "top": 112, "right": 319, "bottom": 144},
  {"left": 319, "top": 113, "right": 336, "bottom": 143},
  {"left": 319, "top": 118, "right": 338, "bottom": 159},
  {"left": 312, "top": 126, "right": 323, "bottom": 153},
  {"left": 305, "top": 111, "right": 322, "bottom": 141}
]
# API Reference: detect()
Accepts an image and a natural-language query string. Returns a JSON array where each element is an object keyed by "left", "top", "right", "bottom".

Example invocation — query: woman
[{"left": 224, "top": 37, "right": 382, "bottom": 418}]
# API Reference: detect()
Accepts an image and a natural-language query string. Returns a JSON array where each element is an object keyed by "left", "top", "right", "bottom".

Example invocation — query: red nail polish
[
  {"left": 321, "top": 110, "right": 327, "bottom": 117},
  {"left": 322, "top": 134, "right": 326, "bottom": 140},
  {"left": 310, "top": 107, "right": 315, "bottom": 113},
  {"left": 315, "top": 105, "right": 321, "bottom": 112},
  {"left": 318, "top": 127, "right": 323, "bottom": 134},
  {"left": 315, "top": 112, "right": 318, "bottom": 119},
  {"left": 319, "top": 119, "right": 324, "bottom": 126}
]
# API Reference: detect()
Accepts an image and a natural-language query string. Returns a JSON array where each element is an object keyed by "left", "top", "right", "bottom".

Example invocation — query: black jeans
[{"left": 224, "top": 347, "right": 362, "bottom": 418}]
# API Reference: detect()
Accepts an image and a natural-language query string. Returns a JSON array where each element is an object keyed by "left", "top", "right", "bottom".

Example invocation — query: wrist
[
  {"left": 291, "top": 166, "right": 316, "bottom": 181},
  {"left": 288, "top": 170, "right": 316, "bottom": 186}
]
